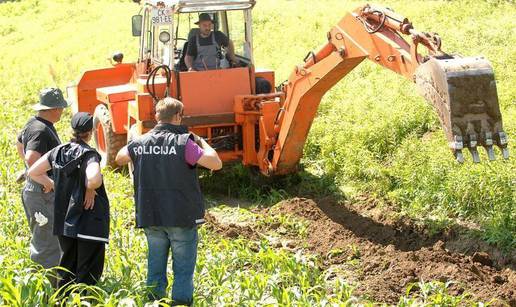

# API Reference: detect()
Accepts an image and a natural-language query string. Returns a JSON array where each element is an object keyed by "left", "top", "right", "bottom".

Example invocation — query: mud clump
[
  {"left": 204, "top": 213, "right": 259, "bottom": 240},
  {"left": 472, "top": 251, "right": 494, "bottom": 267}
]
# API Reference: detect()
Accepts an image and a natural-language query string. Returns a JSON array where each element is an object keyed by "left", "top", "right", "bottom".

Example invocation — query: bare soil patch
[{"left": 206, "top": 197, "right": 516, "bottom": 305}]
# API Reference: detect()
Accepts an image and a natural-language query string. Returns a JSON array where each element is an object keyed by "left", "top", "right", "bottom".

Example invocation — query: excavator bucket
[{"left": 414, "top": 56, "right": 509, "bottom": 162}]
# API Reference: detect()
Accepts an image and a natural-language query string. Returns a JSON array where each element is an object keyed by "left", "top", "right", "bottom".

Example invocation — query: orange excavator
[{"left": 68, "top": 0, "right": 509, "bottom": 176}]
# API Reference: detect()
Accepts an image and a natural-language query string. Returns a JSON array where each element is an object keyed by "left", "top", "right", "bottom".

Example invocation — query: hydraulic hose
[{"left": 146, "top": 64, "right": 172, "bottom": 103}]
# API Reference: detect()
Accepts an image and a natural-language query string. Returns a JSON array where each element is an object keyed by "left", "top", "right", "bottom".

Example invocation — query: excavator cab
[
  {"left": 130, "top": 1, "right": 272, "bottom": 161},
  {"left": 132, "top": 1, "right": 256, "bottom": 71}
]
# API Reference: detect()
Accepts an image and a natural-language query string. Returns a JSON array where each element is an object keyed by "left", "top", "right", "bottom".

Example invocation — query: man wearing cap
[
  {"left": 184, "top": 13, "right": 239, "bottom": 71},
  {"left": 28, "top": 112, "right": 109, "bottom": 287},
  {"left": 16, "top": 87, "right": 69, "bottom": 271}
]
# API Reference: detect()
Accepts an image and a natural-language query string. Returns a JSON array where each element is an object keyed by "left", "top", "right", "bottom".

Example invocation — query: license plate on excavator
[
  {"left": 414, "top": 56, "right": 509, "bottom": 162},
  {"left": 152, "top": 7, "right": 173, "bottom": 25}
]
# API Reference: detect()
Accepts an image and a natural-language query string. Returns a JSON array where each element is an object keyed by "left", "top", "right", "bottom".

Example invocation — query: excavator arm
[{"left": 264, "top": 4, "right": 508, "bottom": 175}]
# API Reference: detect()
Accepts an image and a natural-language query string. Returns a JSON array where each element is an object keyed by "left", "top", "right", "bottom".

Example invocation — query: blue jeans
[{"left": 144, "top": 226, "right": 198, "bottom": 304}]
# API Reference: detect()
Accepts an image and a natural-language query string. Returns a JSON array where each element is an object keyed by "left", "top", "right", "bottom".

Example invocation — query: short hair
[
  {"left": 70, "top": 130, "right": 91, "bottom": 143},
  {"left": 155, "top": 97, "right": 183, "bottom": 122}
]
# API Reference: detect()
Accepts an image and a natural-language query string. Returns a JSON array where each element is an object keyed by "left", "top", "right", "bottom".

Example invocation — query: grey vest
[
  {"left": 128, "top": 124, "right": 205, "bottom": 228},
  {"left": 193, "top": 32, "right": 227, "bottom": 70}
]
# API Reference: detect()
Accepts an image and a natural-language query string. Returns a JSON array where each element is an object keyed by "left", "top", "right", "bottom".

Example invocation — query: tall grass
[{"left": 255, "top": 0, "right": 516, "bottom": 249}]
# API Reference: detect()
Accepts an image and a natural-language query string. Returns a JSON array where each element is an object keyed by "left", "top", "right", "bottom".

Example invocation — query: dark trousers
[{"left": 57, "top": 236, "right": 105, "bottom": 288}]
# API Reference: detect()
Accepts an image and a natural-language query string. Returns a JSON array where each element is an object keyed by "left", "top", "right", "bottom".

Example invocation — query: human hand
[
  {"left": 84, "top": 188, "right": 97, "bottom": 210},
  {"left": 188, "top": 67, "right": 195, "bottom": 72},
  {"left": 42, "top": 181, "right": 54, "bottom": 193},
  {"left": 15, "top": 170, "right": 26, "bottom": 184}
]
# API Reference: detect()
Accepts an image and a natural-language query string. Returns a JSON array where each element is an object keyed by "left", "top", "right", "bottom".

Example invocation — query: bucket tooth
[
  {"left": 469, "top": 147, "right": 480, "bottom": 163},
  {"left": 501, "top": 147, "right": 510, "bottom": 160},
  {"left": 451, "top": 135, "right": 464, "bottom": 163},
  {"left": 467, "top": 134, "right": 480, "bottom": 163},
  {"left": 486, "top": 146, "right": 496, "bottom": 161},
  {"left": 484, "top": 132, "right": 496, "bottom": 161},
  {"left": 414, "top": 56, "right": 508, "bottom": 163},
  {"left": 496, "top": 131, "right": 510, "bottom": 160},
  {"left": 455, "top": 150, "right": 464, "bottom": 163}
]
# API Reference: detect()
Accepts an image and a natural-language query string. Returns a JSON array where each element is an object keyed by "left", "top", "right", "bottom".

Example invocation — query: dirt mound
[
  {"left": 274, "top": 198, "right": 516, "bottom": 305},
  {"left": 204, "top": 213, "right": 259, "bottom": 240}
]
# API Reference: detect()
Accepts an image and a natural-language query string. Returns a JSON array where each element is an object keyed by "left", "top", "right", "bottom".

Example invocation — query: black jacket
[
  {"left": 128, "top": 124, "right": 204, "bottom": 228},
  {"left": 49, "top": 142, "right": 110, "bottom": 243}
]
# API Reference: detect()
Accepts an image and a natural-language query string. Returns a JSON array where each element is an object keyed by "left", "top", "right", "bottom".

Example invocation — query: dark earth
[{"left": 206, "top": 197, "right": 516, "bottom": 306}]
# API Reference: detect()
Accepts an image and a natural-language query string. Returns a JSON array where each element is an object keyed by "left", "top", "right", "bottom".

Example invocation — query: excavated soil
[
  {"left": 206, "top": 197, "right": 516, "bottom": 305},
  {"left": 204, "top": 213, "right": 259, "bottom": 240}
]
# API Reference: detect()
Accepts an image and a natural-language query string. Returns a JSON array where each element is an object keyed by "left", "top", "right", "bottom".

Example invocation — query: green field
[{"left": 0, "top": 0, "right": 514, "bottom": 305}]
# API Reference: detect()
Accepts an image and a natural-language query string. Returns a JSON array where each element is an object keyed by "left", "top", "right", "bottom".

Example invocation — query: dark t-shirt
[
  {"left": 18, "top": 116, "right": 60, "bottom": 155},
  {"left": 186, "top": 30, "right": 229, "bottom": 58}
]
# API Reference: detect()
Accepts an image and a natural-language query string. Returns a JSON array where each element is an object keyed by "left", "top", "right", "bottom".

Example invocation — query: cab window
[
  {"left": 223, "top": 10, "right": 246, "bottom": 57},
  {"left": 141, "top": 7, "right": 153, "bottom": 60}
]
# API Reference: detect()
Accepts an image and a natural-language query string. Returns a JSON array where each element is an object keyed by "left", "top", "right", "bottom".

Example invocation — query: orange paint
[
  {"left": 72, "top": 4, "right": 502, "bottom": 174},
  {"left": 179, "top": 67, "right": 251, "bottom": 116},
  {"left": 75, "top": 64, "right": 135, "bottom": 115}
]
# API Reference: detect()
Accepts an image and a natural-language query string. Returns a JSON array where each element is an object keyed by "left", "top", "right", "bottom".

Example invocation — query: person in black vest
[
  {"left": 16, "top": 87, "right": 69, "bottom": 273},
  {"left": 115, "top": 97, "right": 222, "bottom": 305},
  {"left": 28, "top": 112, "right": 109, "bottom": 287}
]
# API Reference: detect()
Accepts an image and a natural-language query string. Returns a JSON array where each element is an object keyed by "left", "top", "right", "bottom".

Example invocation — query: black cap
[
  {"left": 71, "top": 112, "right": 93, "bottom": 133},
  {"left": 33, "top": 87, "right": 70, "bottom": 111},
  {"left": 194, "top": 13, "right": 213, "bottom": 25}
]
